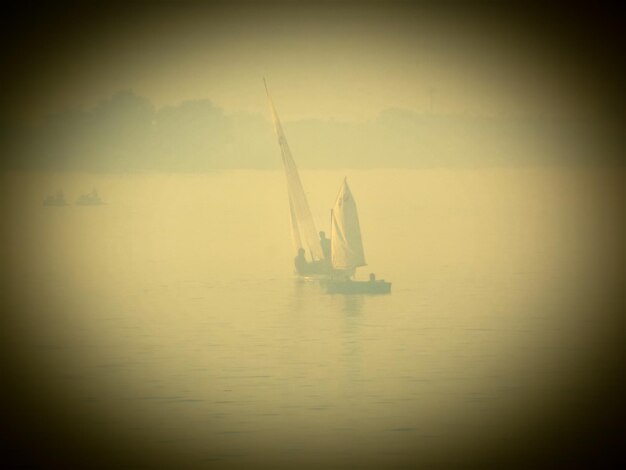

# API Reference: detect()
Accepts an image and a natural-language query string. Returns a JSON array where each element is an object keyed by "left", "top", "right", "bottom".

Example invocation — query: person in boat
[
  {"left": 319, "top": 231, "right": 331, "bottom": 261},
  {"left": 294, "top": 245, "right": 333, "bottom": 276},
  {"left": 294, "top": 248, "right": 309, "bottom": 275},
  {"left": 369, "top": 273, "right": 376, "bottom": 282}
]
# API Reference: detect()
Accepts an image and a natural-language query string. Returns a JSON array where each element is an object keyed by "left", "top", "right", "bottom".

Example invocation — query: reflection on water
[
  {"left": 339, "top": 293, "right": 365, "bottom": 316},
  {"left": 2, "top": 169, "right": 623, "bottom": 467}
]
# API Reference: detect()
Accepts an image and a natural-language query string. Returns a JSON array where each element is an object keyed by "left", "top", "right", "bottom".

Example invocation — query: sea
[{"left": 2, "top": 168, "right": 623, "bottom": 468}]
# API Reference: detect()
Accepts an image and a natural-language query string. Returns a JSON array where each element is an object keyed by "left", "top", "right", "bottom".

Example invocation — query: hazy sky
[{"left": 3, "top": 2, "right": 622, "bottom": 125}]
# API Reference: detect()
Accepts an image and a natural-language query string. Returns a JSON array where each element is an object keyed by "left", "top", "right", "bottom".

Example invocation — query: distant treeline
[{"left": 1, "top": 90, "right": 620, "bottom": 171}]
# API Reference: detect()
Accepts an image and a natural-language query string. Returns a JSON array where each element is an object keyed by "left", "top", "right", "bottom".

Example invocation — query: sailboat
[
  {"left": 324, "top": 178, "right": 391, "bottom": 294},
  {"left": 43, "top": 189, "right": 67, "bottom": 206},
  {"left": 76, "top": 188, "right": 104, "bottom": 205},
  {"left": 264, "top": 79, "right": 331, "bottom": 277},
  {"left": 265, "top": 80, "right": 391, "bottom": 293}
]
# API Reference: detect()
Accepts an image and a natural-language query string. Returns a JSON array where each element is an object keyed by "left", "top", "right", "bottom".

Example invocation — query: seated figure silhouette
[
  {"left": 294, "top": 246, "right": 332, "bottom": 276},
  {"left": 294, "top": 248, "right": 310, "bottom": 275}
]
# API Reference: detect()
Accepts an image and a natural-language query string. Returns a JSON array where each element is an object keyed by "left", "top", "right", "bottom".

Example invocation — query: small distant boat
[
  {"left": 324, "top": 276, "right": 392, "bottom": 294},
  {"left": 322, "top": 179, "right": 391, "bottom": 295},
  {"left": 76, "top": 188, "right": 104, "bottom": 205},
  {"left": 43, "top": 190, "right": 67, "bottom": 206}
]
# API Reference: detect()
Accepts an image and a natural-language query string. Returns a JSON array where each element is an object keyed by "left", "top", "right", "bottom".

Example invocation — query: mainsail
[
  {"left": 331, "top": 178, "right": 367, "bottom": 270},
  {"left": 264, "top": 79, "right": 324, "bottom": 261}
]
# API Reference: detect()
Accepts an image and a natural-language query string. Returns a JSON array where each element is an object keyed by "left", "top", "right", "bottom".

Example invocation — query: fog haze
[
  {"left": 2, "top": 2, "right": 623, "bottom": 171},
  {"left": 1, "top": 2, "right": 624, "bottom": 468}
]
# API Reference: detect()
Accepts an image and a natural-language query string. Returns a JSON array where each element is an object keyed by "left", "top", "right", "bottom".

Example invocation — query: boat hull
[
  {"left": 323, "top": 279, "right": 391, "bottom": 295},
  {"left": 295, "top": 260, "right": 332, "bottom": 277}
]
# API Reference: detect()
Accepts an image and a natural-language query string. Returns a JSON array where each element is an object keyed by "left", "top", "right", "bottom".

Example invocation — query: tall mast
[{"left": 264, "top": 79, "right": 324, "bottom": 261}]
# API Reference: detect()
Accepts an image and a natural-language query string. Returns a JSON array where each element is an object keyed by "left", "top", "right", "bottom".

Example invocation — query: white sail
[
  {"left": 265, "top": 79, "right": 324, "bottom": 261},
  {"left": 331, "top": 178, "right": 366, "bottom": 270}
]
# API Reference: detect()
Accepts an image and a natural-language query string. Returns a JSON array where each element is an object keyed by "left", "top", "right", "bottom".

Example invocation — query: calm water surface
[{"left": 3, "top": 168, "right": 622, "bottom": 467}]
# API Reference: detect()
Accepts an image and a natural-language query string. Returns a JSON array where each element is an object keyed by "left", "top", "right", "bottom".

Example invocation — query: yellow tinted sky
[{"left": 8, "top": 3, "right": 604, "bottom": 123}]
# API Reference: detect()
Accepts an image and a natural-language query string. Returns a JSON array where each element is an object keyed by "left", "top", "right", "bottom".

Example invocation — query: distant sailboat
[
  {"left": 43, "top": 189, "right": 67, "bottom": 206},
  {"left": 76, "top": 188, "right": 104, "bottom": 205},
  {"left": 265, "top": 80, "right": 390, "bottom": 293},
  {"left": 264, "top": 79, "right": 331, "bottom": 277},
  {"left": 325, "top": 179, "right": 391, "bottom": 294}
]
